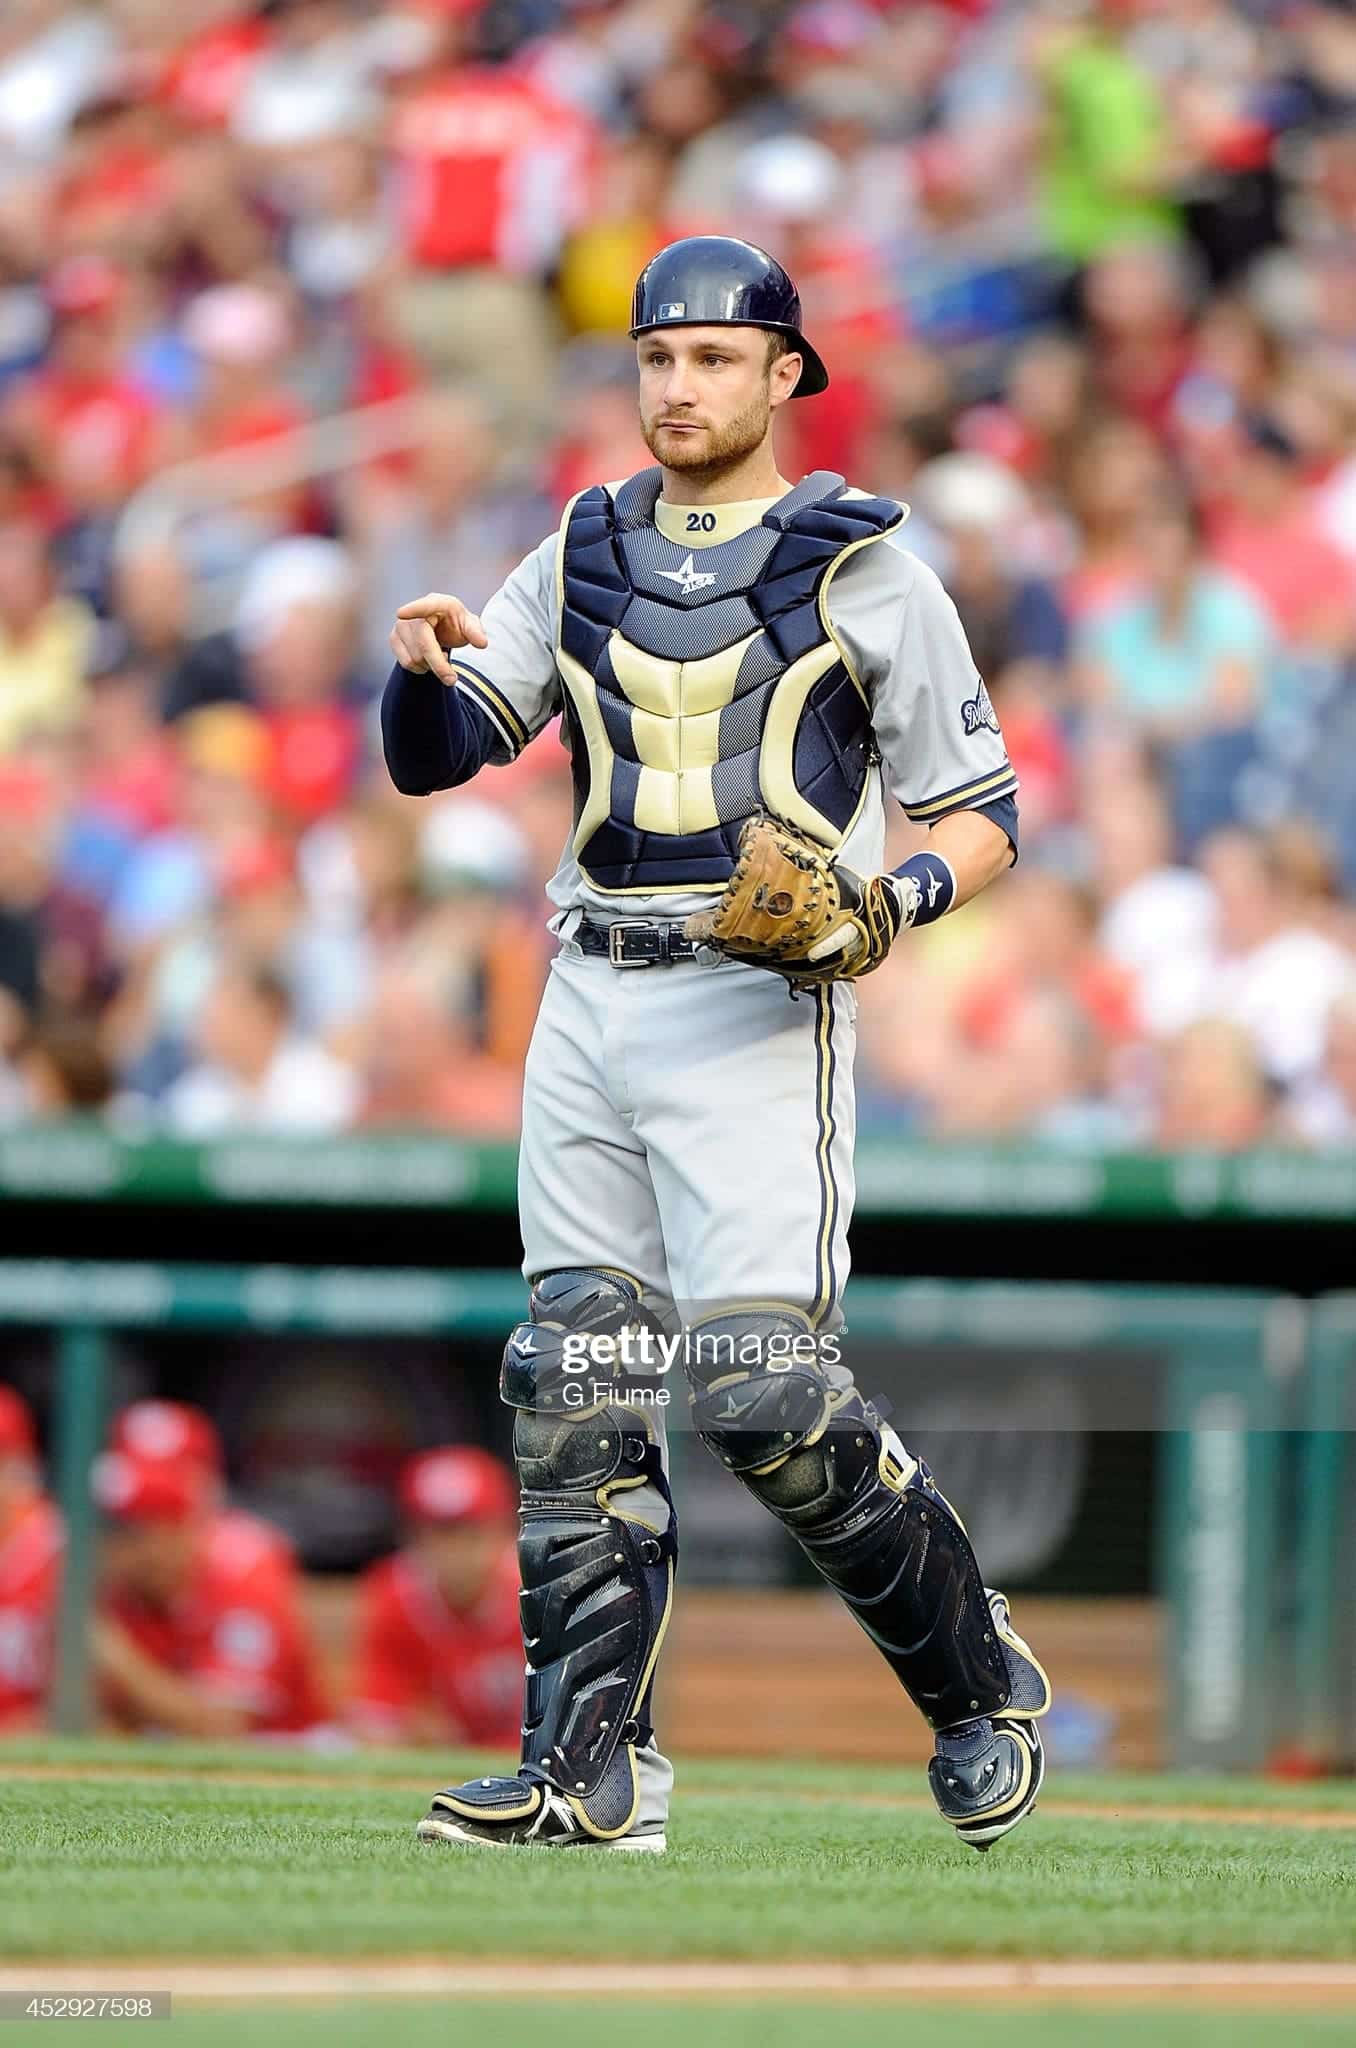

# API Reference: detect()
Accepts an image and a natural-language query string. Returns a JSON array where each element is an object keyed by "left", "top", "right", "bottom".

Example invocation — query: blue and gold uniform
[{"left": 386, "top": 454, "right": 1046, "bottom": 1862}]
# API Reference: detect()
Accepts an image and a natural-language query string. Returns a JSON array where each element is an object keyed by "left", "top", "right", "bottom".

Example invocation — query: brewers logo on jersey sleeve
[{"left": 554, "top": 468, "right": 904, "bottom": 895}]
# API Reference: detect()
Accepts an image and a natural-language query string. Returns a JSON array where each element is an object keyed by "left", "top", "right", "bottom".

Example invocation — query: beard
[{"left": 640, "top": 382, "right": 773, "bottom": 479}]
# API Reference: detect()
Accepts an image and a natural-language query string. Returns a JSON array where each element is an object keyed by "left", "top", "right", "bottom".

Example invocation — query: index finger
[
  {"left": 397, "top": 618, "right": 455, "bottom": 683},
  {"left": 395, "top": 593, "right": 461, "bottom": 621},
  {"left": 416, "top": 621, "right": 457, "bottom": 683},
  {"left": 395, "top": 594, "right": 490, "bottom": 652}
]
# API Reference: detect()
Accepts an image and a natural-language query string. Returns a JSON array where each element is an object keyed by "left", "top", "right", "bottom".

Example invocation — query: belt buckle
[{"left": 608, "top": 920, "right": 660, "bottom": 968}]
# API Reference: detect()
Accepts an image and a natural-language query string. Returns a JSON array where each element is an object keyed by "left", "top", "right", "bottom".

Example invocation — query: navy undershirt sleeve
[
  {"left": 898, "top": 794, "right": 1018, "bottom": 872},
  {"left": 380, "top": 665, "right": 499, "bottom": 796},
  {"left": 975, "top": 791, "right": 1019, "bottom": 862}
]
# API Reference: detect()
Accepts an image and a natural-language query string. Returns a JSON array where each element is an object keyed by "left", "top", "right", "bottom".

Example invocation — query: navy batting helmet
[{"left": 630, "top": 236, "right": 829, "bottom": 399}]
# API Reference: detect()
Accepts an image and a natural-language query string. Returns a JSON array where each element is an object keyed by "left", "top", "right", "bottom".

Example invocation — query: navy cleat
[
  {"left": 416, "top": 1770, "right": 667, "bottom": 1854},
  {"left": 928, "top": 1716, "right": 1045, "bottom": 1851},
  {"left": 927, "top": 1591, "right": 1050, "bottom": 1851}
]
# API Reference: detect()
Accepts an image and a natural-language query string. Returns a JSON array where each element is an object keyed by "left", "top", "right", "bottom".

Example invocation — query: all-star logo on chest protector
[
  {"left": 657, "top": 553, "right": 717, "bottom": 597},
  {"left": 554, "top": 467, "right": 904, "bottom": 895}
]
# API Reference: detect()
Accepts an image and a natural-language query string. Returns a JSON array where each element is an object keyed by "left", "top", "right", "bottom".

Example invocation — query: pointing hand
[{"left": 390, "top": 594, "right": 489, "bottom": 682}]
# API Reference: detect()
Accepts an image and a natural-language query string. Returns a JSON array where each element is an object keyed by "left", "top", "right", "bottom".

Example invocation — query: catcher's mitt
[{"left": 685, "top": 814, "right": 903, "bottom": 985}]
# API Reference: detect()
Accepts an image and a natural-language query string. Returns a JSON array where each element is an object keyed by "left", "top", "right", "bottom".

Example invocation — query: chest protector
[{"left": 556, "top": 466, "right": 904, "bottom": 895}]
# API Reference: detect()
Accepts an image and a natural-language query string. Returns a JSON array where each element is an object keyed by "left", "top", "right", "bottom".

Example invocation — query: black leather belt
[{"left": 574, "top": 917, "right": 706, "bottom": 968}]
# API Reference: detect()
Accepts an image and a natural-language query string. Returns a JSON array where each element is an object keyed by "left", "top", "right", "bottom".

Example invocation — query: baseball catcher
[{"left": 383, "top": 235, "right": 1051, "bottom": 1856}]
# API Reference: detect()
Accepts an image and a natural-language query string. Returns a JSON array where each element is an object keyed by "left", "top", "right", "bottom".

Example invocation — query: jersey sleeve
[
  {"left": 441, "top": 529, "right": 563, "bottom": 764},
  {"left": 829, "top": 536, "right": 1019, "bottom": 826}
]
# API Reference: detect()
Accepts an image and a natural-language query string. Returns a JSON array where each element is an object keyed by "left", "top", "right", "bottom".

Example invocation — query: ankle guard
[
  {"left": 686, "top": 1310, "right": 1049, "bottom": 1732},
  {"left": 500, "top": 1270, "right": 676, "bottom": 1836},
  {"left": 929, "top": 1708, "right": 1046, "bottom": 1850}
]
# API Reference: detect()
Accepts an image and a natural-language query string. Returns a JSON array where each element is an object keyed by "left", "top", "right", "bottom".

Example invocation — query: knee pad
[
  {"left": 685, "top": 1307, "right": 855, "bottom": 1479},
  {"left": 499, "top": 1270, "right": 676, "bottom": 1830},
  {"left": 685, "top": 1303, "right": 900, "bottom": 1529},
  {"left": 501, "top": 1268, "right": 659, "bottom": 1422}
]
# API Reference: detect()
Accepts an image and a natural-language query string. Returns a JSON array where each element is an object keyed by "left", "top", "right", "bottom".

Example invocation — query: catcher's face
[{"left": 637, "top": 325, "right": 802, "bottom": 477}]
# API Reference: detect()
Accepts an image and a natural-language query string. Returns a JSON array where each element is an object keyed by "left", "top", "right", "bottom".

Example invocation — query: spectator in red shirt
[
  {"left": 733, "top": 137, "right": 901, "bottom": 482},
  {"left": 233, "top": 537, "right": 363, "bottom": 828},
  {"left": 0, "top": 1386, "right": 61, "bottom": 1735},
  {"left": 93, "top": 1448, "right": 331, "bottom": 1739},
  {"left": 71, "top": 651, "right": 179, "bottom": 842},
  {"left": 158, "top": 4, "right": 271, "bottom": 132},
  {"left": 350, "top": 1446, "right": 522, "bottom": 1748},
  {"left": 961, "top": 866, "right": 1140, "bottom": 1056},
  {"left": 1209, "top": 413, "right": 1355, "bottom": 650},
  {"left": 49, "top": 85, "right": 172, "bottom": 269},
  {"left": 109, "top": 1399, "right": 296, "bottom": 1595},
  {"left": 1082, "top": 243, "right": 1193, "bottom": 440},
  {"left": 386, "top": 10, "right": 596, "bottom": 439},
  {"left": 166, "top": 284, "right": 308, "bottom": 540},
  {"left": 6, "top": 259, "right": 161, "bottom": 521}
]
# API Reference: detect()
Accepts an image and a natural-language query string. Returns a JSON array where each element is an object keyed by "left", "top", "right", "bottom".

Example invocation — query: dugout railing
[
  {"left": 1297, "top": 1298, "right": 1356, "bottom": 1771},
  {"left": 0, "top": 1263, "right": 1314, "bottom": 1771}
]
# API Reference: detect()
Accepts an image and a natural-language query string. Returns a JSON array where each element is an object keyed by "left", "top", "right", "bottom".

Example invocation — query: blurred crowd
[
  {"left": 0, "top": 0, "right": 1355, "bottom": 1151},
  {"left": 0, "top": 1383, "right": 524, "bottom": 1744}
]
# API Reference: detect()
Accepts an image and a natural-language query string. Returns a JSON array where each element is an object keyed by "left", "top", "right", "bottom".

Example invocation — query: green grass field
[
  {"left": 1, "top": 1742, "right": 1352, "bottom": 2045},
  {"left": 40, "top": 2009, "right": 1356, "bottom": 2048}
]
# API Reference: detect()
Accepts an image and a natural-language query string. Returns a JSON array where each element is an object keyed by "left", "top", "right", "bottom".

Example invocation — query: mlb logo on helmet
[{"left": 630, "top": 239, "right": 830, "bottom": 396}]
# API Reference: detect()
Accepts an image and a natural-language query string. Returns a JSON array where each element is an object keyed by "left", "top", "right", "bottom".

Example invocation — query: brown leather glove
[{"left": 685, "top": 814, "right": 903, "bottom": 985}]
